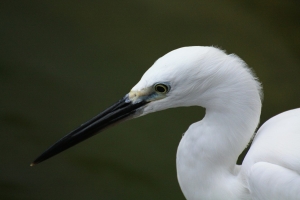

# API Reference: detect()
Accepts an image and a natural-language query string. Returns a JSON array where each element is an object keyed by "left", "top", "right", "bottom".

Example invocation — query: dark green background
[{"left": 1, "top": 1, "right": 299, "bottom": 199}]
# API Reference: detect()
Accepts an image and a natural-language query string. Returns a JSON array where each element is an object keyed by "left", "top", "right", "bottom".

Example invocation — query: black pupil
[{"left": 156, "top": 85, "right": 166, "bottom": 93}]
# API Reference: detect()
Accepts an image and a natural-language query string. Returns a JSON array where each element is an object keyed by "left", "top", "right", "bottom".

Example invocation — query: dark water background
[{"left": 1, "top": 1, "right": 299, "bottom": 199}]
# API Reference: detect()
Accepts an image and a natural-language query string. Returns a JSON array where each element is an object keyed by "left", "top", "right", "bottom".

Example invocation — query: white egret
[{"left": 31, "top": 46, "right": 300, "bottom": 200}]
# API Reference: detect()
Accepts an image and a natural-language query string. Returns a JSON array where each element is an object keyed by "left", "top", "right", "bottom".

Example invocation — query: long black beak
[{"left": 31, "top": 94, "right": 148, "bottom": 166}]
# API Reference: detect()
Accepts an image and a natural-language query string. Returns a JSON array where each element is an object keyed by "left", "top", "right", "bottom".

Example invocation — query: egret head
[
  {"left": 130, "top": 46, "right": 260, "bottom": 116},
  {"left": 31, "top": 46, "right": 261, "bottom": 165}
]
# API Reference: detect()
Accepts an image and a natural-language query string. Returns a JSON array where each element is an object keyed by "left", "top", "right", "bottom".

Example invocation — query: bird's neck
[{"left": 176, "top": 92, "right": 261, "bottom": 200}]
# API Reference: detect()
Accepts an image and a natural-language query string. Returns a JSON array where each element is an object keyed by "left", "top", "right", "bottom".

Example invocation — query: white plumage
[
  {"left": 131, "top": 46, "right": 300, "bottom": 199},
  {"left": 32, "top": 46, "right": 300, "bottom": 200}
]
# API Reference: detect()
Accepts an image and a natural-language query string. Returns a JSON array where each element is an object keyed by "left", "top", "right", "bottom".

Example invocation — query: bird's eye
[{"left": 154, "top": 83, "right": 169, "bottom": 94}]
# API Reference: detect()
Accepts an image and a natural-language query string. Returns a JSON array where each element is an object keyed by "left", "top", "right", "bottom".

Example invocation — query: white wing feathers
[
  {"left": 248, "top": 162, "right": 300, "bottom": 200},
  {"left": 243, "top": 108, "right": 300, "bottom": 199}
]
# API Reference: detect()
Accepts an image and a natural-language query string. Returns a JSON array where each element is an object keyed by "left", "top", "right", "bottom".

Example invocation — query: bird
[{"left": 31, "top": 46, "right": 300, "bottom": 200}]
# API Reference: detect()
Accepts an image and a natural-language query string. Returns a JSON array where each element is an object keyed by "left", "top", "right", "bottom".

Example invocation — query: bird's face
[
  {"left": 127, "top": 81, "right": 171, "bottom": 115},
  {"left": 31, "top": 46, "right": 221, "bottom": 165},
  {"left": 130, "top": 46, "right": 219, "bottom": 116}
]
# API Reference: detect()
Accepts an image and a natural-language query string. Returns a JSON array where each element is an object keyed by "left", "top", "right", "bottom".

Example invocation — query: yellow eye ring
[{"left": 154, "top": 83, "right": 169, "bottom": 94}]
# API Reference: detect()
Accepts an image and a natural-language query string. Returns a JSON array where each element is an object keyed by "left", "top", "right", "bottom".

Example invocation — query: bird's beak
[{"left": 31, "top": 94, "right": 148, "bottom": 166}]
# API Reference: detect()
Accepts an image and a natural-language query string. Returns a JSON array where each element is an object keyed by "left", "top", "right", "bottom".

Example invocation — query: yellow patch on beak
[{"left": 129, "top": 87, "right": 152, "bottom": 103}]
